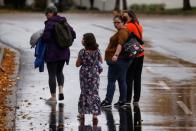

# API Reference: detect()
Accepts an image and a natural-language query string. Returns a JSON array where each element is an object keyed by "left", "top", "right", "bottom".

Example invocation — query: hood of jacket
[{"left": 45, "top": 15, "right": 67, "bottom": 24}]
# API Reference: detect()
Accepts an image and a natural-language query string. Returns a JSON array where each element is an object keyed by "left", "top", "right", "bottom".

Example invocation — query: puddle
[
  {"left": 145, "top": 50, "right": 196, "bottom": 67},
  {"left": 144, "top": 40, "right": 196, "bottom": 88}
]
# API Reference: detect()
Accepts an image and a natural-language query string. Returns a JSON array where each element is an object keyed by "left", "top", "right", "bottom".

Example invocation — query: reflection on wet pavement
[
  {"left": 133, "top": 39, "right": 196, "bottom": 130},
  {"left": 49, "top": 103, "right": 64, "bottom": 131},
  {"left": 102, "top": 105, "right": 142, "bottom": 131},
  {"left": 78, "top": 121, "right": 101, "bottom": 131}
]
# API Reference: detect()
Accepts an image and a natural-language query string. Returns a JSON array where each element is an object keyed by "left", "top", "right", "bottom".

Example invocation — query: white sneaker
[
  {"left": 125, "top": 102, "right": 131, "bottom": 106},
  {"left": 45, "top": 97, "right": 57, "bottom": 104}
]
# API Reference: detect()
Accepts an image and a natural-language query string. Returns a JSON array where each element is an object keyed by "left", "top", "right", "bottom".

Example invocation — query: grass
[{"left": 130, "top": 4, "right": 196, "bottom": 15}]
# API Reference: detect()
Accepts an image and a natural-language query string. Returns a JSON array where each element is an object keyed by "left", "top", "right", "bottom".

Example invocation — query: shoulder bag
[{"left": 123, "top": 23, "right": 144, "bottom": 58}]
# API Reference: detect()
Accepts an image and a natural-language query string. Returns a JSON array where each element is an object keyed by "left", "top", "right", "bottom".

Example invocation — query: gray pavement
[{"left": 0, "top": 13, "right": 196, "bottom": 131}]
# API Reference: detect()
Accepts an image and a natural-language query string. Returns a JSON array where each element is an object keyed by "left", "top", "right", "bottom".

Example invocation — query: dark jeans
[
  {"left": 103, "top": 106, "right": 141, "bottom": 131},
  {"left": 103, "top": 109, "right": 116, "bottom": 131},
  {"left": 126, "top": 56, "right": 144, "bottom": 102},
  {"left": 105, "top": 59, "right": 131, "bottom": 104},
  {"left": 46, "top": 60, "right": 65, "bottom": 94}
]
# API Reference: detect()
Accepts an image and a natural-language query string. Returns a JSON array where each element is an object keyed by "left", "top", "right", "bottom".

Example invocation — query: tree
[
  {"left": 79, "top": 0, "right": 83, "bottom": 6},
  {"left": 4, "top": 0, "right": 26, "bottom": 8},
  {"left": 122, "top": 0, "right": 127, "bottom": 10},
  {"left": 34, "top": 0, "right": 47, "bottom": 10},
  {"left": 183, "top": 0, "right": 192, "bottom": 10},
  {"left": 114, "top": 0, "right": 127, "bottom": 11},
  {"left": 89, "top": 0, "right": 94, "bottom": 9}
]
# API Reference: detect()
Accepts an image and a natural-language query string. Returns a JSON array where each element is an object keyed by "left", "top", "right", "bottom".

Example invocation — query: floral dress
[{"left": 78, "top": 49, "right": 102, "bottom": 115}]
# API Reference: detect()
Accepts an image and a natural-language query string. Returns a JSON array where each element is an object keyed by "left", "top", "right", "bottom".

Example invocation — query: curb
[
  {"left": 0, "top": 47, "right": 4, "bottom": 65},
  {"left": 0, "top": 42, "right": 20, "bottom": 130}
]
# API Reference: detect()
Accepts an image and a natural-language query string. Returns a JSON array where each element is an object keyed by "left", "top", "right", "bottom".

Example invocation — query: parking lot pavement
[{"left": 0, "top": 13, "right": 196, "bottom": 130}]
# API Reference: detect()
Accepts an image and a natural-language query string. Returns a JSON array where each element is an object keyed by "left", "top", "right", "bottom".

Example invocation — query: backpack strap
[{"left": 133, "top": 23, "right": 142, "bottom": 40}]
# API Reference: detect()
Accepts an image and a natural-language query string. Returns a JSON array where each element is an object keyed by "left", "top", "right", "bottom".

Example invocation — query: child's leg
[
  {"left": 77, "top": 113, "right": 85, "bottom": 119},
  {"left": 92, "top": 113, "right": 98, "bottom": 125}
]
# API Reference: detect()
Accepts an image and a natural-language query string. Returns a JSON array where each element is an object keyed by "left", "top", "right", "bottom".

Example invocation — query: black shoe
[
  {"left": 59, "top": 93, "right": 64, "bottom": 100},
  {"left": 125, "top": 101, "right": 131, "bottom": 106},
  {"left": 114, "top": 101, "right": 126, "bottom": 107},
  {"left": 101, "top": 100, "right": 111, "bottom": 108},
  {"left": 133, "top": 101, "right": 139, "bottom": 106}
]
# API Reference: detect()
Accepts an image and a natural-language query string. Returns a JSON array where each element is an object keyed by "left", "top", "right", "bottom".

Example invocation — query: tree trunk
[
  {"left": 114, "top": 0, "right": 120, "bottom": 11},
  {"left": 183, "top": 0, "right": 192, "bottom": 10},
  {"left": 4, "top": 0, "right": 26, "bottom": 8},
  {"left": 122, "top": 0, "right": 127, "bottom": 10},
  {"left": 114, "top": 0, "right": 127, "bottom": 11},
  {"left": 80, "top": 0, "right": 82, "bottom": 6},
  {"left": 34, "top": 0, "right": 47, "bottom": 10},
  {"left": 89, "top": 0, "right": 94, "bottom": 9}
]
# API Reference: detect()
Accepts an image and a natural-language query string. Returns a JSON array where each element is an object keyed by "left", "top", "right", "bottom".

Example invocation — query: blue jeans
[{"left": 105, "top": 59, "right": 131, "bottom": 104}]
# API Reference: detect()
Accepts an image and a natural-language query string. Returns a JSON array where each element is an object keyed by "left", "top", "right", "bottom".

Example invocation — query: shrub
[
  {"left": 33, "top": 0, "right": 47, "bottom": 11},
  {"left": 130, "top": 3, "right": 165, "bottom": 13}
]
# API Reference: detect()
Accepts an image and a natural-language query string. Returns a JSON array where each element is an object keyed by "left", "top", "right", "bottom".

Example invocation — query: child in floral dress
[{"left": 76, "top": 33, "right": 103, "bottom": 123}]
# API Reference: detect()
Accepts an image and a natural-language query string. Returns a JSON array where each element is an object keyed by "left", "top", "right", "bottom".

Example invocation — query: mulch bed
[{"left": 0, "top": 48, "right": 16, "bottom": 129}]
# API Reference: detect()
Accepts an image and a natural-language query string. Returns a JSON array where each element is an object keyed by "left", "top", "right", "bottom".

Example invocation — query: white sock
[
  {"left": 59, "top": 86, "right": 63, "bottom": 94},
  {"left": 50, "top": 94, "right": 56, "bottom": 100}
]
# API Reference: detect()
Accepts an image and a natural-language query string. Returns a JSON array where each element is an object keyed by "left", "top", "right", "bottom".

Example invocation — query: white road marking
[
  {"left": 143, "top": 82, "right": 160, "bottom": 85},
  {"left": 145, "top": 67, "right": 154, "bottom": 73},
  {"left": 143, "top": 127, "right": 196, "bottom": 130},
  {"left": 159, "top": 81, "right": 170, "bottom": 90},
  {"left": 144, "top": 81, "right": 170, "bottom": 90},
  {"left": 177, "top": 101, "right": 193, "bottom": 115}
]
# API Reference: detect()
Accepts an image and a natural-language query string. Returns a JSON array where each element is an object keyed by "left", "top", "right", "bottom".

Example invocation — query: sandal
[
  {"left": 92, "top": 116, "right": 98, "bottom": 125},
  {"left": 77, "top": 114, "right": 85, "bottom": 125},
  {"left": 77, "top": 114, "right": 84, "bottom": 120},
  {"left": 45, "top": 97, "right": 57, "bottom": 104}
]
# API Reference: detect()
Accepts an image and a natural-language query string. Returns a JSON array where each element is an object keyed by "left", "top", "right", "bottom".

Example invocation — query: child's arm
[
  {"left": 98, "top": 52, "right": 103, "bottom": 74},
  {"left": 76, "top": 49, "right": 83, "bottom": 67},
  {"left": 76, "top": 57, "right": 81, "bottom": 67},
  {"left": 99, "top": 55, "right": 103, "bottom": 64},
  {"left": 98, "top": 49, "right": 103, "bottom": 63}
]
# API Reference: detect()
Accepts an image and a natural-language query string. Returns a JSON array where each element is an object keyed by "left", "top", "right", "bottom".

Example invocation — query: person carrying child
[{"left": 76, "top": 33, "right": 103, "bottom": 123}]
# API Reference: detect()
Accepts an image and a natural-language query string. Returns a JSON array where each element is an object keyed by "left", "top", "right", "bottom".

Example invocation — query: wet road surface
[{"left": 0, "top": 13, "right": 196, "bottom": 131}]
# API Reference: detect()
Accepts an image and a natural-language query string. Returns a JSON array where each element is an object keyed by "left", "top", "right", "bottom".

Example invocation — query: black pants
[
  {"left": 46, "top": 60, "right": 65, "bottom": 94},
  {"left": 126, "top": 56, "right": 144, "bottom": 102}
]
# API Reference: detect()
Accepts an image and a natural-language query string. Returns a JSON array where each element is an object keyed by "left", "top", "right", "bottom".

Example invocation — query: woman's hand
[
  {"left": 76, "top": 58, "right": 81, "bottom": 67},
  {"left": 112, "top": 55, "right": 118, "bottom": 62},
  {"left": 112, "top": 44, "right": 121, "bottom": 62}
]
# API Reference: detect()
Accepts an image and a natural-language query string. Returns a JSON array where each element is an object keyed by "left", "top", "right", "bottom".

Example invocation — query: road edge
[{"left": 0, "top": 42, "right": 20, "bottom": 130}]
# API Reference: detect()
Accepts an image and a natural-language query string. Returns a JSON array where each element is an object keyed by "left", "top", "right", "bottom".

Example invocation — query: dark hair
[
  {"left": 113, "top": 10, "right": 121, "bottom": 17},
  {"left": 83, "top": 33, "right": 98, "bottom": 50},
  {"left": 113, "top": 15, "right": 123, "bottom": 22},
  {"left": 124, "top": 10, "right": 139, "bottom": 24},
  {"left": 45, "top": 6, "right": 58, "bottom": 15}
]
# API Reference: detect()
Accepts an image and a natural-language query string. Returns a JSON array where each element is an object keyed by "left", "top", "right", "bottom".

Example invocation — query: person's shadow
[
  {"left": 78, "top": 116, "right": 102, "bottom": 131},
  {"left": 49, "top": 103, "right": 64, "bottom": 131},
  {"left": 78, "top": 124, "right": 102, "bottom": 131},
  {"left": 133, "top": 105, "right": 142, "bottom": 131},
  {"left": 102, "top": 108, "right": 116, "bottom": 131},
  {"left": 102, "top": 105, "right": 142, "bottom": 131}
]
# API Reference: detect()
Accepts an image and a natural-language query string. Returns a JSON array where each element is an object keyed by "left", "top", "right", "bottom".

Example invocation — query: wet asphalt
[{"left": 0, "top": 13, "right": 196, "bottom": 131}]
